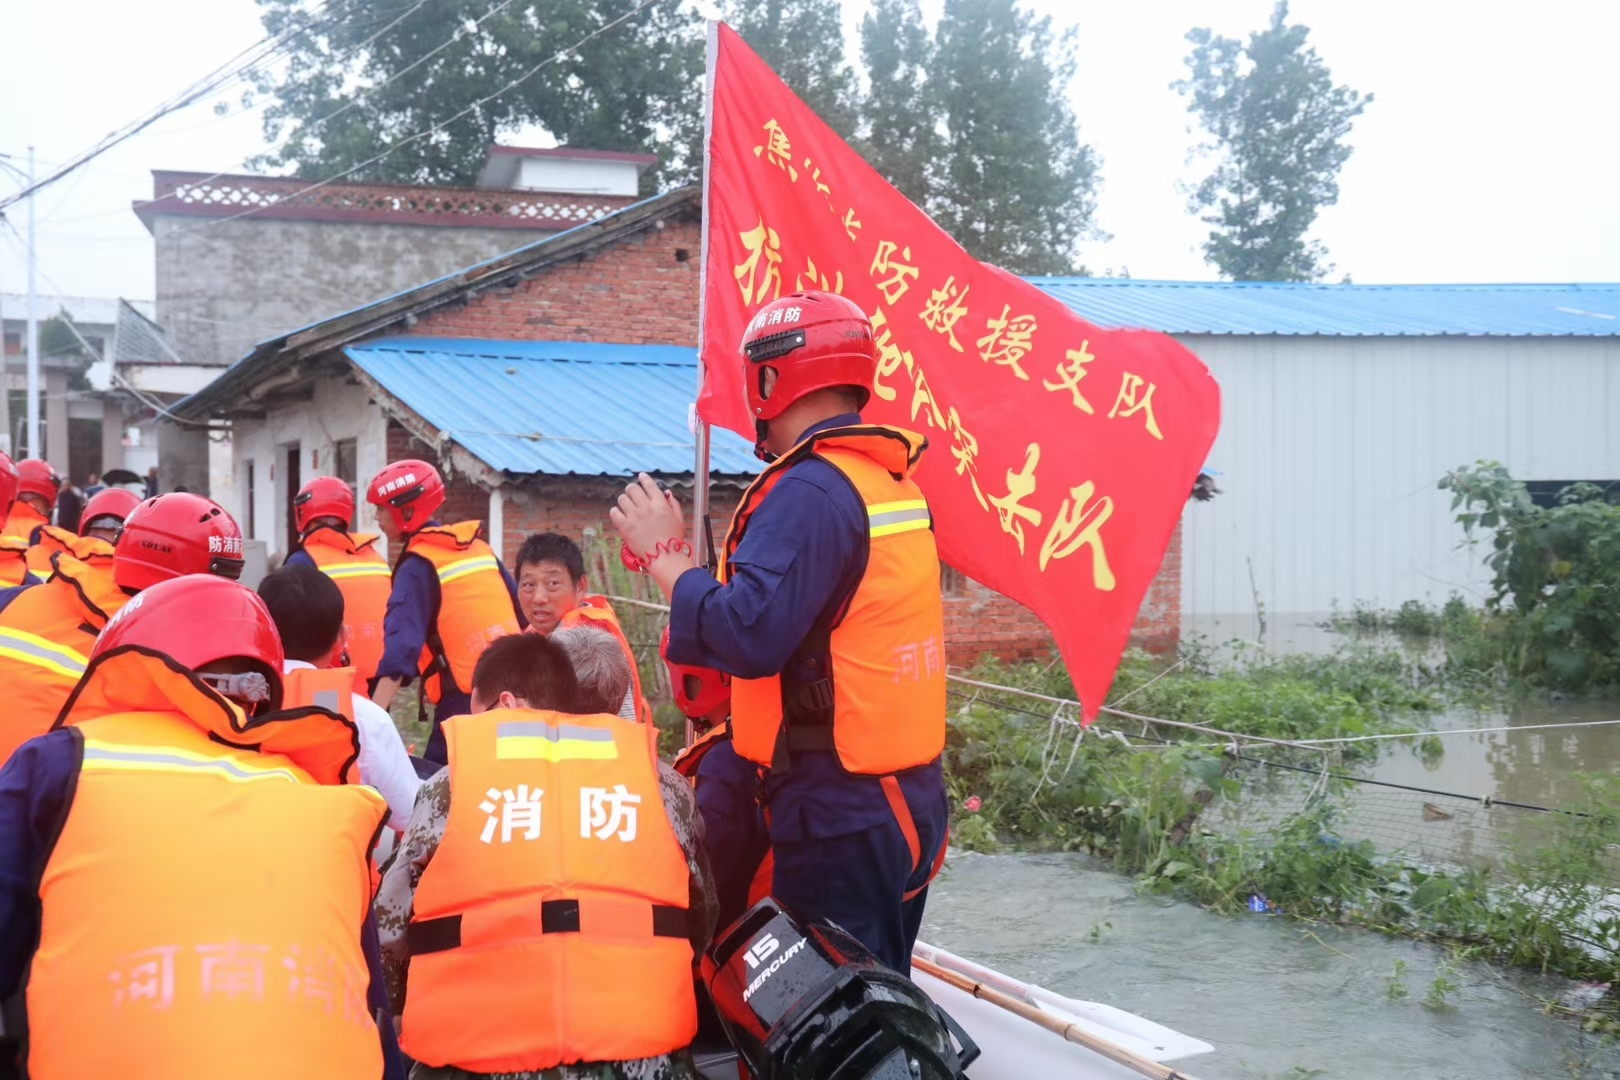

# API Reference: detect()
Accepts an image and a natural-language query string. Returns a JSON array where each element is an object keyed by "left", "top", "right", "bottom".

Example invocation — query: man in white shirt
[{"left": 257, "top": 564, "right": 421, "bottom": 831}]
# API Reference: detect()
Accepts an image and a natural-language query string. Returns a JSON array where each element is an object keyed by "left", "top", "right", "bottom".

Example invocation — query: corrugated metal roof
[
  {"left": 345, "top": 337, "right": 760, "bottom": 477},
  {"left": 1028, "top": 279, "right": 1620, "bottom": 337}
]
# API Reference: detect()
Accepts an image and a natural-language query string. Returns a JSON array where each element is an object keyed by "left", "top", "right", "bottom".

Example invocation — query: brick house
[{"left": 171, "top": 184, "right": 1183, "bottom": 668}]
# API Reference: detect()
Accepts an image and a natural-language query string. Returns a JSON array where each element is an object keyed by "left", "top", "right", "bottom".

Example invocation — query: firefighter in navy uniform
[
  {"left": 366, "top": 460, "right": 524, "bottom": 765},
  {"left": 613, "top": 291, "right": 948, "bottom": 974}
]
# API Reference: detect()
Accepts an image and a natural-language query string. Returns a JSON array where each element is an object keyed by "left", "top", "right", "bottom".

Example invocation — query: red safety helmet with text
[
  {"left": 79, "top": 487, "right": 143, "bottom": 536},
  {"left": 366, "top": 459, "right": 445, "bottom": 535},
  {"left": 294, "top": 476, "right": 355, "bottom": 534},
  {"left": 0, "top": 452, "right": 17, "bottom": 516},
  {"left": 114, "top": 493, "right": 244, "bottom": 593},
  {"left": 661, "top": 627, "right": 730, "bottom": 722},
  {"left": 94, "top": 574, "right": 284, "bottom": 712},
  {"left": 16, "top": 459, "right": 62, "bottom": 508},
  {"left": 741, "top": 291, "right": 876, "bottom": 428}
]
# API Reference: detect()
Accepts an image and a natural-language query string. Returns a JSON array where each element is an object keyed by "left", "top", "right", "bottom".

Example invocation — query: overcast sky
[{"left": 1, "top": 0, "right": 1617, "bottom": 305}]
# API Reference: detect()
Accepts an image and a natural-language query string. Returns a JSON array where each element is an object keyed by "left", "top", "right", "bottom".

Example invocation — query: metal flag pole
[{"left": 691, "top": 20, "right": 719, "bottom": 565}]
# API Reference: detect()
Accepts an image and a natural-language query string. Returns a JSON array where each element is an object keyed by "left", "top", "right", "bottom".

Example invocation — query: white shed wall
[
  {"left": 227, "top": 379, "right": 390, "bottom": 558},
  {"left": 1179, "top": 335, "right": 1620, "bottom": 624}
]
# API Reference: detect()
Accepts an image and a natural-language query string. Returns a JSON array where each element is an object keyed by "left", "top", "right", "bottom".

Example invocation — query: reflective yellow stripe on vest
[
  {"left": 495, "top": 720, "right": 620, "bottom": 762},
  {"left": 867, "top": 499, "right": 932, "bottom": 539},
  {"left": 80, "top": 740, "right": 304, "bottom": 784},
  {"left": 321, "top": 563, "right": 392, "bottom": 580},
  {"left": 0, "top": 627, "right": 88, "bottom": 681},
  {"left": 434, "top": 553, "right": 500, "bottom": 586}
]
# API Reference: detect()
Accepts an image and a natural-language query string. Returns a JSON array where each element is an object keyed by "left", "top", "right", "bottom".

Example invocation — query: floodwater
[{"left": 921, "top": 851, "right": 1620, "bottom": 1079}]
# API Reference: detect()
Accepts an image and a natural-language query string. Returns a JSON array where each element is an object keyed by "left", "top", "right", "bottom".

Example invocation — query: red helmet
[
  {"left": 741, "top": 291, "right": 876, "bottom": 425},
  {"left": 114, "top": 493, "right": 244, "bottom": 593},
  {"left": 294, "top": 476, "right": 355, "bottom": 534},
  {"left": 661, "top": 627, "right": 730, "bottom": 722},
  {"left": 79, "top": 487, "right": 143, "bottom": 535},
  {"left": 366, "top": 459, "right": 444, "bottom": 535},
  {"left": 0, "top": 452, "right": 17, "bottom": 516},
  {"left": 16, "top": 459, "right": 61, "bottom": 509},
  {"left": 94, "top": 574, "right": 284, "bottom": 710}
]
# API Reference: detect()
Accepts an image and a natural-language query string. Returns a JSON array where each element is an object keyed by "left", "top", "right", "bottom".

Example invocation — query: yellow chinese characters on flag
[{"left": 698, "top": 23, "right": 1220, "bottom": 721}]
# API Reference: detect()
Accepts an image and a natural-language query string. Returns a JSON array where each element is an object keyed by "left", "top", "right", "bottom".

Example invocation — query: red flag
[{"left": 698, "top": 23, "right": 1220, "bottom": 720}]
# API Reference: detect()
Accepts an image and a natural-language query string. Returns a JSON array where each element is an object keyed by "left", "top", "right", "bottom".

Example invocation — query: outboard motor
[{"left": 703, "top": 899, "right": 978, "bottom": 1080}]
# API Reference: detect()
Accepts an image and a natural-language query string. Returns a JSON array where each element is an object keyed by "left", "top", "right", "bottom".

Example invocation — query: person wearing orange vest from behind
[
  {"left": 0, "top": 487, "right": 143, "bottom": 609},
  {"left": 285, "top": 475, "right": 391, "bottom": 696},
  {"left": 374, "top": 633, "right": 715, "bottom": 1080},
  {"left": 0, "top": 574, "right": 407, "bottom": 1080},
  {"left": 515, "top": 531, "right": 650, "bottom": 723},
  {"left": 0, "top": 492, "right": 245, "bottom": 767},
  {"left": 258, "top": 563, "right": 421, "bottom": 832},
  {"left": 3, "top": 459, "right": 60, "bottom": 566},
  {"left": 0, "top": 454, "right": 36, "bottom": 590},
  {"left": 366, "top": 460, "right": 525, "bottom": 765},
  {"left": 612, "top": 291, "right": 948, "bottom": 975}
]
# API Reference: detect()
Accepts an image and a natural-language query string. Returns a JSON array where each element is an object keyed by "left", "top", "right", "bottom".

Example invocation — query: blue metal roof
[
  {"left": 1027, "top": 279, "right": 1620, "bottom": 337},
  {"left": 344, "top": 337, "right": 760, "bottom": 477}
]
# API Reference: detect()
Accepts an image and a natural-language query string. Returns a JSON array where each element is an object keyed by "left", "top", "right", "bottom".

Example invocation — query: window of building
[
  {"left": 244, "top": 460, "right": 257, "bottom": 538},
  {"left": 2, "top": 332, "right": 18, "bottom": 355},
  {"left": 334, "top": 437, "right": 358, "bottom": 494},
  {"left": 1525, "top": 480, "right": 1620, "bottom": 510},
  {"left": 941, "top": 563, "right": 966, "bottom": 597}
]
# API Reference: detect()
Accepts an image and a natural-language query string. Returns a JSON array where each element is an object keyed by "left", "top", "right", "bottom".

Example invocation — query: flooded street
[{"left": 921, "top": 851, "right": 1619, "bottom": 1079}]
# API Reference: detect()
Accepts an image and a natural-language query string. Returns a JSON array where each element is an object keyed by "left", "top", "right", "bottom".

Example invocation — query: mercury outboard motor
[{"left": 703, "top": 899, "right": 978, "bottom": 1080}]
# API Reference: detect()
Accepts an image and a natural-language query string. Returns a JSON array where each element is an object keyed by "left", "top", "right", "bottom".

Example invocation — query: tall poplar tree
[{"left": 723, "top": 0, "right": 859, "bottom": 140}]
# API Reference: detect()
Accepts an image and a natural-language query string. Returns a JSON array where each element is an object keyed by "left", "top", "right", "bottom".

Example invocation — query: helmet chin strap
[{"left": 754, "top": 419, "right": 778, "bottom": 463}]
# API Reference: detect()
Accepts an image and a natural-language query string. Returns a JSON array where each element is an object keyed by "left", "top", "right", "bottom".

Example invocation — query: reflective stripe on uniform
[
  {"left": 866, "top": 499, "right": 932, "bottom": 539},
  {"left": 495, "top": 720, "right": 619, "bottom": 762},
  {"left": 320, "top": 563, "right": 392, "bottom": 580},
  {"left": 0, "top": 627, "right": 88, "bottom": 681},
  {"left": 80, "top": 741, "right": 302, "bottom": 784},
  {"left": 434, "top": 554, "right": 499, "bottom": 585}
]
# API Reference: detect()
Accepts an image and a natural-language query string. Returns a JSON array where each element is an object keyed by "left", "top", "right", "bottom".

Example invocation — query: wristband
[{"left": 619, "top": 537, "right": 693, "bottom": 573}]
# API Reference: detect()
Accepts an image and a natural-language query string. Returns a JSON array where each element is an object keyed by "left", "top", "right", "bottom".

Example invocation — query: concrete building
[
  {"left": 171, "top": 187, "right": 1178, "bottom": 667},
  {"left": 1037, "top": 279, "right": 1620, "bottom": 644},
  {"left": 134, "top": 145, "right": 657, "bottom": 497}
]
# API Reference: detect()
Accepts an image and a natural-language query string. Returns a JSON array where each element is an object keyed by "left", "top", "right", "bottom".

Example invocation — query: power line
[
  {"left": 0, "top": 0, "right": 354, "bottom": 214},
  {"left": 163, "top": 0, "right": 664, "bottom": 242}
]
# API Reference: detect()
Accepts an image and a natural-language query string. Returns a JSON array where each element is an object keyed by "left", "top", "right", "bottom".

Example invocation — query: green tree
[
  {"left": 926, "top": 0, "right": 1099, "bottom": 274},
  {"left": 250, "top": 0, "right": 704, "bottom": 189},
  {"left": 723, "top": 0, "right": 859, "bottom": 140},
  {"left": 38, "top": 314, "right": 85, "bottom": 358},
  {"left": 1174, "top": 1, "right": 1369, "bottom": 281},
  {"left": 854, "top": 0, "right": 936, "bottom": 207}
]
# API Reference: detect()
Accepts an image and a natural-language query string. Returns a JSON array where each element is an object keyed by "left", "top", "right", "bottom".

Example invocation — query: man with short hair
[
  {"left": 375, "top": 633, "right": 715, "bottom": 1080},
  {"left": 258, "top": 565, "right": 420, "bottom": 831},
  {"left": 551, "top": 624, "right": 637, "bottom": 719},
  {"left": 515, "top": 531, "right": 650, "bottom": 724}
]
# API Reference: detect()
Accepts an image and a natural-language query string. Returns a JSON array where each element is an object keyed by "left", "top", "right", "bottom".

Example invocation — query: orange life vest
[
  {"left": 402, "top": 708, "right": 696, "bottom": 1073},
  {"left": 0, "top": 551, "right": 129, "bottom": 766},
  {"left": 31, "top": 648, "right": 384, "bottom": 1080},
  {"left": 402, "top": 522, "right": 518, "bottom": 702},
  {"left": 0, "top": 536, "right": 32, "bottom": 587},
  {"left": 302, "top": 527, "right": 390, "bottom": 693},
  {"left": 559, "top": 596, "right": 653, "bottom": 725},
  {"left": 722, "top": 425, "right": 946, "bottom": 775},
  {"left": 283, "top": 665, "right": 358, "bottom": 723},
  {"left": 2, "top": 501, "right": 47, "bottom": 546},
  {"left": 26, "top": 524, "right": 78, "bottom": 576}
]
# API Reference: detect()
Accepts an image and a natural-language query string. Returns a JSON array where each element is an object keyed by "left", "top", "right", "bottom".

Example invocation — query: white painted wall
[
  {"left": 1179, "top": 336, "right": 1620, "bottom": 622},
  {"left": 226, "top": 378, "right": 389, "bottom": 557},
  {"left": 516, "top": 156, "right": 640, "bottom": 196}
]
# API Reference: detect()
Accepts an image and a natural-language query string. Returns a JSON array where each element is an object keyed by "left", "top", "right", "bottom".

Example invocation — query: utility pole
[{"left": 25, "top": 146, "right": 39, "bottom": 461}]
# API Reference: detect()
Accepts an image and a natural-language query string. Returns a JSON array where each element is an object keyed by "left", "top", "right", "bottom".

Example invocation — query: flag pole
[{"left": 691, "top": 20, "right": 719, "bottom": 565}]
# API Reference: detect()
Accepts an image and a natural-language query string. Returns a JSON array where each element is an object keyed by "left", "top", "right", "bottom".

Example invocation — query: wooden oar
[{"left": 912, "top": 956, "right": 1205, "bottom": 1080}]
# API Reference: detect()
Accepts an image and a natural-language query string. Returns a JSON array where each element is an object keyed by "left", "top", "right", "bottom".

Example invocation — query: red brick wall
[{"left": 409, "top": 212, "right": 702, "bottom": 346}]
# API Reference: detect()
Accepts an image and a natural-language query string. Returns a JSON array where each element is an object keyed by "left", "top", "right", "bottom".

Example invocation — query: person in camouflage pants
[{"left": 377, "top": 631, "right": 717, "bottom": 1080}]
